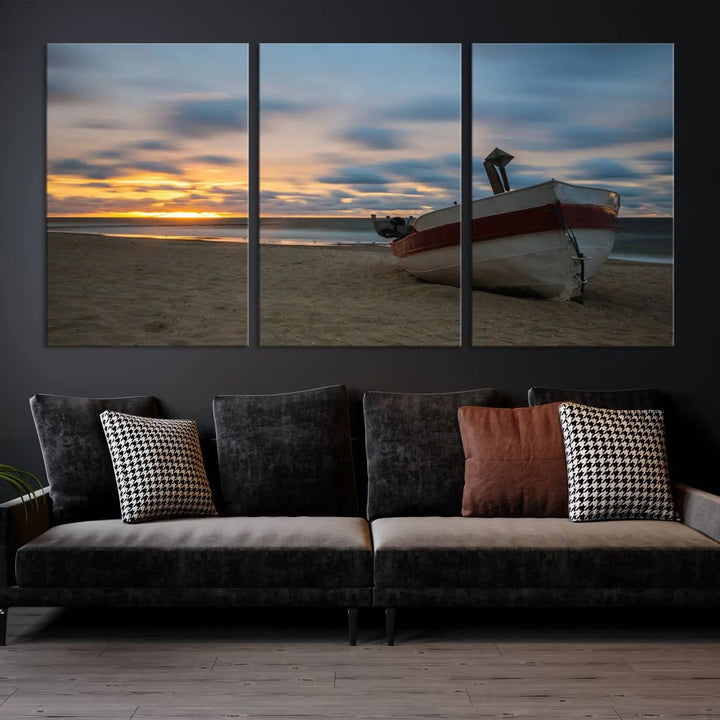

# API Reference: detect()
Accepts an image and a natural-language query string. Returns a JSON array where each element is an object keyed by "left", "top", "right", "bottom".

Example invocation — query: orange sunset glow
[{"left": 46, "top": 44, "right": 248, "bottom": 219}]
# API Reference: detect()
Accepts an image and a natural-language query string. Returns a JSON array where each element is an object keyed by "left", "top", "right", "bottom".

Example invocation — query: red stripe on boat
[{"left": 391, "top": 203, "right": 619, "bottom": 259}]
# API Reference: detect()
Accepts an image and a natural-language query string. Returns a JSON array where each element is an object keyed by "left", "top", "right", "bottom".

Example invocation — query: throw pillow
[
  {"left": 558, "top": 402, "right": 679, "bottom": 522},
  {"left": 363, "top": 388, "right": 501, "bottom": 520},
  {"left": 457, "top": 403, "right": 567, "bottom": 517},
  {"left": 100, "top": 411, "right": 218, "bottom": 523},
  {"left": 29, "top": 394, "right": 159, "bottom": 524},
  {"left": 528, "top": 386, "right": 662, "bottom": 410},
  {"left": 212, "top": 385, "right": 358, "bottom": 516}
]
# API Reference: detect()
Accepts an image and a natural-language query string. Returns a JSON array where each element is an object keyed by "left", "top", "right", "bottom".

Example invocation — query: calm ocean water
[{"left": 47, "top": 216, "right": 673, "bottom": 264}]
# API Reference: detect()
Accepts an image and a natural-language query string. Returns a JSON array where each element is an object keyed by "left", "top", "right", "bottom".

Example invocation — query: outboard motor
[{"left": 371, "top": 214, "right": 416, "bottom": 240}]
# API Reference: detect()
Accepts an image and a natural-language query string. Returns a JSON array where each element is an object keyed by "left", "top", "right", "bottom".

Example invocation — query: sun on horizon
[{"left": 47, "top": 210, "right": 234, "bottom": 220}]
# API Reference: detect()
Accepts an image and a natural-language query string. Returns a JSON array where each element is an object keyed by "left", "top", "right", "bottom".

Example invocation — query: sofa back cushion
[
  {"left": 364, "top": 388, "right": 499, "bottom": 520},
  {"left": 528, "top": 386, "right": 662, "bottom": 410},
  {"left": 29, "top": 394, "right": 159, "bottom": 524},
  {"left": 212, "top": 385, "right": 358, "bottom": 516}
]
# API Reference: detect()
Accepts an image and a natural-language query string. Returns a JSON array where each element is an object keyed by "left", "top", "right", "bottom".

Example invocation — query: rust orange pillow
[{"left": 457, "top": 403, "right": 568, "bottom": 517}]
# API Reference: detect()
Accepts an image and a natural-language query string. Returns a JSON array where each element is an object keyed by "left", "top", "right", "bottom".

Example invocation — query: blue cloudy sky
[
  {"left": 259, "top": 43, "right": 460, "bottom": 217},
  {"left": 472, "top": 43, "right": 673, "bottom": 216},
  {"left": 46, "top": 42, "right": 672, "bottom": 218}
]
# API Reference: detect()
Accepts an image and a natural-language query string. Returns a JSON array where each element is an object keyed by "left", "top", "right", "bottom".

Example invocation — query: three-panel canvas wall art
[{"left": 46, "top": 43, "right": 673, "bottom": 347}]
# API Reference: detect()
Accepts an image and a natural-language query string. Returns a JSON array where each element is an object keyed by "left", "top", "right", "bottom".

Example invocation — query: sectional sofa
[{"left": 1, "top": 385, "right": 719, "bottom": 646}]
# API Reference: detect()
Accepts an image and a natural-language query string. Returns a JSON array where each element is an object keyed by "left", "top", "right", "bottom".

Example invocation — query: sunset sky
[
  {"left": 47, "top": 42, "right": 672, "bottom": 219},
  {"left": 47, "top": 43, "right": 248, "bottom": 218},
  {"left": 259, "top": 43, "right": 460, "bottom": 218}
]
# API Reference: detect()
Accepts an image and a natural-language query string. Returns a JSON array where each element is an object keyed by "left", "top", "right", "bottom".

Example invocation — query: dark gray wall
[{"left": 1, "top": 0, "right": 718, "bottom": 500}]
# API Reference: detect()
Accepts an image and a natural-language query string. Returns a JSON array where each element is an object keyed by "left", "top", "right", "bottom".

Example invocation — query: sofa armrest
[
  {"left": 676, "top": 483, "right": 720, "bottom": 543},
  {"left": 0, "top": 487, "right": 51, "bottom": 588}
]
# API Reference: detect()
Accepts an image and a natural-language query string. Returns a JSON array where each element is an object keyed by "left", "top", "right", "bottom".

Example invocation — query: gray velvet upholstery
[
  {"left": 676, "top": 484, "right": 720, "bottom": 543},
  {"left": 528, "top": 387, "right": 662, "bottom": 410},
  {"left": 0, "top": 488, "right": 50, "bottom": 586},
  {"left": 29, "top": 394, "right": 159, "bottom": 524},
  {"left": 373, "top": 586, "right": 720, "bottom": 608},
  {"left": 364, "top": 388, "right": 499, "bottom": 520},
  {"left": 372, "top": 516, "right": 720, "bottom": 589},
  {"left": 16, "top": 516, "right": 372, "bottom": 589},
  {"left": 3, "top": 586, "right": 372, "bottom": 609},
  {"left": 213, "top": 386, "right": 358, "bottom": 516}
]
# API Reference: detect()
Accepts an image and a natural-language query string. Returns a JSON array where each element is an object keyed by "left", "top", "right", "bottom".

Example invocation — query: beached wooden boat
[{"left": 371, "top": 149, "right": 620, "bottom": 300}]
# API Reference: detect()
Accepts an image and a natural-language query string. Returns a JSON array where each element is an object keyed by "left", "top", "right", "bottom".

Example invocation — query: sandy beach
[
  {"left": 47, "top": 233, "right": 247, "bottom": 346},
  {"left": 47, "top": 232, "right": 673, "bottom": 347}
]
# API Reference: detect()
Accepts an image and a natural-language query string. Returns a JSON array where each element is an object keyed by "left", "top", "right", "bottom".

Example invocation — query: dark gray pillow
[
  {"left": 212, "top": 385, "right": 358, "bottom": 516},
  {"left": 364, "top": 388, "right": 499, "bottom": 521},
  {"left": 29, "top": 394, "right": 159, "bottom": 524},
  {"left": 528, "top": 387, "right": 662, "bottom": 410}
]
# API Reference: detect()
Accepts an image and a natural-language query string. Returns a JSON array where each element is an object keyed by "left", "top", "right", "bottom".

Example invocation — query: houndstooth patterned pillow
[
  {"left": 100, "top": 411, "right": 218, "bottom": 523},
  {"left": 559, "top": 402, "right": 679, "bottom": 522}
]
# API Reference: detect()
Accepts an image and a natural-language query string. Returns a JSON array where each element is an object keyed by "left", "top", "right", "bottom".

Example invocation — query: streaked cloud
[
  {"left": 130, "top": 160, "right": 184, "bottom": 175},
  {"left": 388, "top": 97, "right": 459, "bottom": 122},
  {"left": 261, "top": 98, "right": 315, "bottom": 114},
  {"left": 191, "top": 154, "right": 240, "bottom": 166},
  {"left": 339, "top": 127, "right": 405, "bottom": 151},
  {"left": 49, "top": 158, "right": 185, "bottom": 178},
  {"left": 638, "top": 150, "right": 674, "bottom": 176},
  {"left": 376, "top": 158, "right": 459, "bottom": 188},
  {"left": 90, "top": 149, "right": 126, "bottom": 160},
  {"left": 49, "top": 159, "right": 118, "bottom": 180},
  {"left": 165, "top": 98, "right": 248, "bottom": 137},
  {"left": 134, "top": 140, "right": 179, "bottom": 151},
  {"left": 570, "top": 158, "right": 644, "bottom": 181},
  {"left": 208, "top": 186, "right": 247, "bottom": 197},
  {"left": 317, "top": 168, "right": 390, "bottom": 185}
]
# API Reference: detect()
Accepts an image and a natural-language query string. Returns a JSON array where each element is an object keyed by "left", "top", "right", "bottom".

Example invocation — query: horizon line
[{"left": 46, "top": 213, "right": 674, "bottom": 220}]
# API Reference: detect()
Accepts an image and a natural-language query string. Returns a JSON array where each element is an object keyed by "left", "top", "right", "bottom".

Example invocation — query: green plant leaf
[{"left": 0, "top": 463, "right": 46, "bottom": 519}]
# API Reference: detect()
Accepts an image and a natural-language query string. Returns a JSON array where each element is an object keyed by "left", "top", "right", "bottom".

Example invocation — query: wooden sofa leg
[
  {"left": 0, "top": 608, "right": 7, "bottom": 646},
  {"left": 347, "top": 608, "right": 358, "bottom": 646},
  {"left": 385, "top": 608, "right": 396, "bottom": 646}
]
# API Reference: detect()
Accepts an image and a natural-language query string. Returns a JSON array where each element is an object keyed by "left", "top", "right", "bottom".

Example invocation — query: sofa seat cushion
[
  {"left": 372, "top": 517, "right": 720, "bottom": 589},
  {"left": 16, "top": 517, "right": 372, "bottom": 589}
]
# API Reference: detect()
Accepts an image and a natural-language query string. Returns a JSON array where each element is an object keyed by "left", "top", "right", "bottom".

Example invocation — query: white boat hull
[
  {"left": 389, "top": 180, "right": 620, "bottom": 300},
  {"left": 401, "top": 227, "right": 616, "bottom": 299}
]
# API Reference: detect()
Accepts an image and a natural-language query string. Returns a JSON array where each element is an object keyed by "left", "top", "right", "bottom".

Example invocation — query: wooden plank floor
[{"left": 1, "top": 606, "right": 719, "bottom": 719}]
